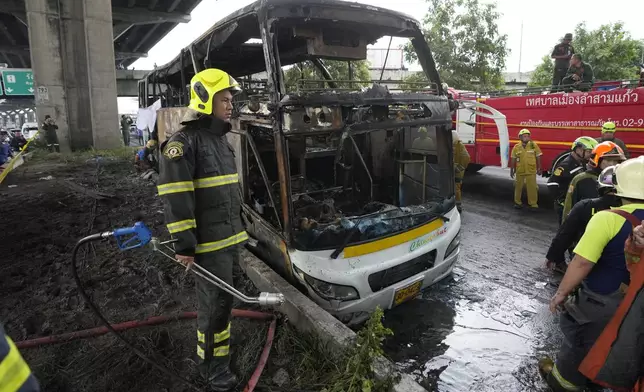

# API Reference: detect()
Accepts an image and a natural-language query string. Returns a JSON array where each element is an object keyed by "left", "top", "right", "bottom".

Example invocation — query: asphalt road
[{"left": 382, "top": 167, "right": 566, "bottom": 392}]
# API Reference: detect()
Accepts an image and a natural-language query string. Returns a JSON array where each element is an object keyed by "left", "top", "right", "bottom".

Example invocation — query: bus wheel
[{"left": 466, "top": 164, "right": 484, "bottom": 173}]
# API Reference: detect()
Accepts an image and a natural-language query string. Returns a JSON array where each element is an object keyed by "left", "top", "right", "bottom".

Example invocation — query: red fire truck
[{"left": 450, "top": 80, "right": 644, "bottom": 175}]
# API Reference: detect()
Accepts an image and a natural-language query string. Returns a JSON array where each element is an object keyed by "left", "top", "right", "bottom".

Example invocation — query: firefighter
[
  {"left": 157, "top": 68, "right": 247, "bottom": 391},
  {"left": 561, "top": 54, "right": 594, "bottom": 92},
  {"left": 452, "top": 130, "right": 470, "bottom": 213},
  {"left": 411, "top": 126, "right": 435, "bottom": 150},
  {"left": 545, "top": 165, "right": 620, "bottom": 274},
  {"left": 547, "top": 136, "right": 598, "bottom": 224},
  {"left": 561, "top": 141, "right": 626, "bottom": 222},
  {"left": 42, "top": 115, "right": 60, "bottom": 153},
  {"left": 550, "top": 33, "right": 575, "bottom": 92},
  {"left": 540, "top": 156, "right": 644, "bottom": 392},
  {"left": 596, "top": 121, "right": 629, "bottom": 158},
  {"left": 510, "top": 128, "right": 542, "bottom": 210},
  {"left": 0, "top": 323, "right": 41, "bottom": 391}
]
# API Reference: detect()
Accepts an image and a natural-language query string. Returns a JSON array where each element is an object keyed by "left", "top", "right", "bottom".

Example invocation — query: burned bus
[{"left": 140, "top": 0, "right": 461, "bottom": 324}]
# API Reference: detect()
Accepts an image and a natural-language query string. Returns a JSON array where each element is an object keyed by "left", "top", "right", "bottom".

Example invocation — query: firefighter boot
[
  {"left": 539, "top": 358, "right": 578, "bottom": 392},
  {"left": 208, "top": 366, "right": 238, "bottom": 392}
]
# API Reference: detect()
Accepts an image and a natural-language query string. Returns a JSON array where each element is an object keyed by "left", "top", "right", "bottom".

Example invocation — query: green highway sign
[{"left": 1, "top": 69, "right": 34, "bottom": 96}]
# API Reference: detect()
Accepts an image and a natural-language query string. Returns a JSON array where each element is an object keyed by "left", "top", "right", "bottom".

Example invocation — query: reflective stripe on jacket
[
  {"left": 0, "top": 324, "right": 40, "bottom": 392},
  {"left": 579, "top": 210, "right": 644, "bottom": 391},
  {"left": 157, "top": 116, "right": 246, "bottom": 256}
]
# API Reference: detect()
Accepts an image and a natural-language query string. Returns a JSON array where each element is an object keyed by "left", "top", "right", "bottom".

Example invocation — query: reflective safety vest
[
  {"left": 0, "top": 324, "right": 40, "bottom": 392},
  {"left": 579, "top": 210, "right": 644, "bottom": 391}
]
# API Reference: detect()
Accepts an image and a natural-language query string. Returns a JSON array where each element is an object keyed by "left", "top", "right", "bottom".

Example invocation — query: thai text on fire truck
[{"left": 525, "top": 89, "right": 640, "bottom": 107}]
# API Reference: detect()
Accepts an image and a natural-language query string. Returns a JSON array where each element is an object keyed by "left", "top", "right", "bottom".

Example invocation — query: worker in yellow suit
[
  {"left": 510, "top": 129, "right": 542, "bottom": 210},
  {"left": 452, "top": 130, "right": 470, "bottom": 212}
]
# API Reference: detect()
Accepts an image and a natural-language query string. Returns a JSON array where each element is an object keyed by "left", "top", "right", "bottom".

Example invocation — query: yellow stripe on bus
[
  {"left": 476, "top": 138, "right": 644, "bottom": 149},
  {"left": 343, "top": 219, "right": 444, "bottom": 258}
]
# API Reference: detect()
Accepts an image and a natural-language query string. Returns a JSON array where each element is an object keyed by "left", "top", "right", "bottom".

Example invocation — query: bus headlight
[
  {"left": 445, "top": 231, "right": 461, "bottom": 258},
  {"left": 294, "top": 266, "right": 359, "bottom": 301}
]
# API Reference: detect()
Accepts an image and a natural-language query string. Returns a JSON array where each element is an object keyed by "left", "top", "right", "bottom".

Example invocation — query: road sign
[
  {"left": 1, "top": 69, "right": 34, "bottom": 96},
  {"left": 37, "top": 86, "right": 49, "bottom": 103}
]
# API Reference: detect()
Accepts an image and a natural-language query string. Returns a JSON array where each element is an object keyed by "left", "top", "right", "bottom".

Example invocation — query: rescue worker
[
  {"left": 42, "top": 115, "right": 59, "bottom": 153},
  {"left": 411, "top": 126, "right": 435, "bottom": 150},
  {"left": 157, "top": 68, "right": 246, "bottom": 391},
  {"left": 452, "top": 130, "right": 470, "bottom": 213},
  {"left": 10, "top": 130, "right": 27, "bottom": 152},
  {"left": 561, "top": 54, "right": 594, "bottom": 92},
  {"left": 540, "top": 156, "right": 644, "bottom": 392},
  {"left": 0, "top": 136, "right": 12, "bottom": 165},
  {"left": 135, "top": 139, "right": 158, "bottom": 172},
  {"left": 510, "top": 128, "right": 542, "bottom": 210},
  {"left": 547, "top": 136, "right": 598, "bottom": 224},
  {"left": 120, "top": 115, "right": 132, "bottom": 146},
  {"left": 596, "top": 121, "right": 629, "bottom": 158},
  {"left": 545, "top": 165, "right": 621, "bottom": 274},
  {"left": 551, "top": 33, "right": 575, "bottom": 92},
  {"left": 561, "top": 141, "right": 625, "bottom": 222},
  {"left": 0, "top": 323, "right": 41, "bottom": 391}
]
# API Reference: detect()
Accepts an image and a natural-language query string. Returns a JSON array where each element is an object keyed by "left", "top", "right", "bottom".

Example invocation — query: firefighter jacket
[
  {"left": 453, "top": 140, "right": 470, "bottom": 179},
  {"left": 577, "top": 207, "right": 644, "bottom": 391},
  {"left": 547, "top": 154, "right": 584, "bottom": 205},
  {"left": 157, "top": 115, "right": 247, "bottom": 256},
  {"left": 546, "top": 194, "right": 621, "bottom": 263},
  {"left": 511, "top": 141, "right": 542, "bottom": 175},
  {"left": 0, "top": 324, "right": 40, "bottom": 391},
  {"left": 562, "top": 169, "right": 600, "bottom": 222}
]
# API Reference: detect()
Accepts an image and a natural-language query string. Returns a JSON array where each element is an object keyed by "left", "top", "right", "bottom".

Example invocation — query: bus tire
[{"left": 466, "top": 163, "right": 484, "bottom": 173}]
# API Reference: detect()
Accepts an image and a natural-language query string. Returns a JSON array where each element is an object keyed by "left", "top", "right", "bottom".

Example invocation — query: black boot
[{"left": 208, "top": 367, "right": 238, "bottom": 392}]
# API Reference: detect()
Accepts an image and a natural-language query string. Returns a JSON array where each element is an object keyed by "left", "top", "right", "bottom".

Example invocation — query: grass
[{"left": 28, "top": 146, "right": 137, "bottom": 164}]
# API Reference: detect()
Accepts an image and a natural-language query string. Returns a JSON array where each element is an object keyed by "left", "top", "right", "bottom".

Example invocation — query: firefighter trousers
[
  {"left": 195, "top": 246, "right": 237, "bottom": 379},
  {"left": 548, "top": 288, "right": 621, "bottom": 391},
  {"left": 455, "top": 174, "right": 463, "bottom": 207},
  {"left": 514, "top": 173, "right": 538, "bottom": 207}
]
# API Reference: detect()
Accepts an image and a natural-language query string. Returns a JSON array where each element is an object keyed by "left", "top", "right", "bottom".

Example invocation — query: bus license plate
[{"left": 393, "top": 280, "right": 423, "bottom": 306}]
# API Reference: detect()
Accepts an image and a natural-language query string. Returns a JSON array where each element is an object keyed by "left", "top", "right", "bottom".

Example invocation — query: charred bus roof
[{"left": 147, "top": 0, "right": 442, "bottom": 95}]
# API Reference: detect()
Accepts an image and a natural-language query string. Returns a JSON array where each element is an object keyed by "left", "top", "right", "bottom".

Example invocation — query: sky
[{"left": 130, "top": 0, "right": 644, "bottom": 74}]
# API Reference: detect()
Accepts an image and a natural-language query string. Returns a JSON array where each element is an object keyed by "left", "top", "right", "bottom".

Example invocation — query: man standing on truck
[
  {"left": 551, "top": 33, "right": 575, "bottom": 92},
  {"left": 157, "top": 68, "right": 246, "bottom": 391},
  {"left": 562, "top": 141, "right": 626, "bottom": 222},
  {"left": 561, "top": 54, "right": 594, "bottom": 92},
  {"left": 453, "top": 130, "right": 470, "bottom": 213},
  {"left": 596, "top": 121, "right": 629, "bottom": 158},
  {"left": 510, "top": 129, "right": 542, "bottom": 210},
  {"left": 547, "top": 136, "right": 598, "bottom": 224}
]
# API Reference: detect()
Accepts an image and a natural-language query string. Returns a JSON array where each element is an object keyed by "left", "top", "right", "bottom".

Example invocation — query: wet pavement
[{"left": 382, "top": 167, "right": 566, "bottom": 392}]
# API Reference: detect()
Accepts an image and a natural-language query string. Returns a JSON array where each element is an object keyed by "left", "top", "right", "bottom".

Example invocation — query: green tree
[
  {"left": 404, "top": 0, "right": 509, "bottom": 91},
  {"left": 528, "top": 55, "right": 554, "bottom": 87},
  {"left": 572, "top": 22, "right": 642, "bottom": 81},
  {"left": 283, "top": 60, "right": 371, "bottom": 91}
]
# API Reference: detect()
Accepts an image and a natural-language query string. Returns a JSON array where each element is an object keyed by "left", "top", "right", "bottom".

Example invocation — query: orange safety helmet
[{"left": 589, "top": 141, "right": 626, "bottom": 168}]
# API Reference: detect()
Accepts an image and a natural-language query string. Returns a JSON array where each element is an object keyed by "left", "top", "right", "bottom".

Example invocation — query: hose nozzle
[{"left": 258, "top": 292, "right": 285, "bottom": 307}]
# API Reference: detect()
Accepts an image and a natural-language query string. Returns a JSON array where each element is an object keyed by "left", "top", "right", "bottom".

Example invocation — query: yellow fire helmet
[
  {"left": 189, "top": 68, "right": 241, "bottom": 115},
  {"left": 601, "top": 121, "right": 616, "bottom": 133},
  {"left": 518, "top": 128, "right": 531, "bottom": 136}
]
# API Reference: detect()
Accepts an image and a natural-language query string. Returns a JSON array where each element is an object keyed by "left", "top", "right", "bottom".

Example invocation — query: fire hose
[{"left": 63, "top": 221, "right": 285, "bottom": 391}]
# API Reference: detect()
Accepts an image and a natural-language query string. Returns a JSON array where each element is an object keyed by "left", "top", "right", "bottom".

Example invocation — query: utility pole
[{"left": 518, "top": 21, "right": 524, "bottom": 75}]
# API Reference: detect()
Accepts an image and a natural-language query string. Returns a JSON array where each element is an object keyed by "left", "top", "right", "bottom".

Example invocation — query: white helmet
[
  {"left": 614, "top": 156, "right": 644, "bottom": 200},
  {"left": 451, "top": 130, "right": 460, "bottom": 142}
]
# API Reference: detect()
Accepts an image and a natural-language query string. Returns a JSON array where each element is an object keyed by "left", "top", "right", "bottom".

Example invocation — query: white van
[{"left": 21, "top": 122, "right": 39, "bottom": 140}]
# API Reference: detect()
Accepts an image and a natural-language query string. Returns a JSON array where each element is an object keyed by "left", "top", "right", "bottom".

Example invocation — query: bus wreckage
[{"left": 140, "top": 0, "right": 463, "bottom": 324}]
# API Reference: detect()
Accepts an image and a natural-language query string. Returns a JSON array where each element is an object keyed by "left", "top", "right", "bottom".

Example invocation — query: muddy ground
[
  {"left": 381, "top": 168, "right": 570, "bottom": 392},
  {"left": 0, "top": 152, "right": 339, "bottom": 392}
]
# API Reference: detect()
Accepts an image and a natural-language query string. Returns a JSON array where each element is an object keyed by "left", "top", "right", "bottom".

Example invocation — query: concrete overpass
[{"left": 0, "top": 0, "right": 202, "bottom": 151}]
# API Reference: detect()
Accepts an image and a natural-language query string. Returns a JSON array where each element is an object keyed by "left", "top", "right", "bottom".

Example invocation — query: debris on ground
[{"left": 0, "top": 150, "right": 398, "bottom": 392}]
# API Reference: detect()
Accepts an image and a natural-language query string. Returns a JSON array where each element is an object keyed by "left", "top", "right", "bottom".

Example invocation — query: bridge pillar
[{"left": 25, "top": 0, "right": 121, "bottom": 152}]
